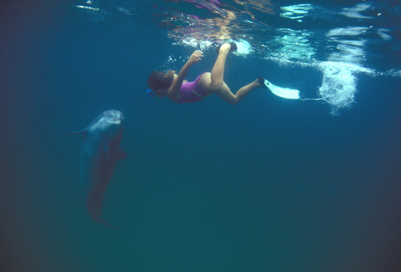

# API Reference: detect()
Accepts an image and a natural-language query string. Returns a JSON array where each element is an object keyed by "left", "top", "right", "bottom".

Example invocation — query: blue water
[{"left": 1, "top": 0, "right": 401, "bottom": 271}]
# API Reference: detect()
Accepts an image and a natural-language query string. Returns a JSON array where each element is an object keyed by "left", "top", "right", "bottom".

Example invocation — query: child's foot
[
  {"left": 216, "top": 42, "right": 237, "bottom": 54},
  {"left": 257, "top": 76, "right": 269, "bottom": 88}
]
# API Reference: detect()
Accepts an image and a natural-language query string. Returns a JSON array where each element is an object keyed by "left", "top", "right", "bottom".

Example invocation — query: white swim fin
[{"left": 259, "top": 77, "right": 300, "bottom": 100}]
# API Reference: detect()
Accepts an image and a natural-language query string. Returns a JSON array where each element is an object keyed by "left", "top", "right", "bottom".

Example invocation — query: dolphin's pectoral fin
[
  {"left": 63, "top": 128, "right": 89, "bottom": 141},
  {"left": 62, "top": 128, "right": 87, "bottom": 136}
]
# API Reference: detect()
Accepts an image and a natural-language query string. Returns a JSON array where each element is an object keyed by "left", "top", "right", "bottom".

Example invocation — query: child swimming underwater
[{"left": 147, "top": 43, "right": 268, "bottom": 105}]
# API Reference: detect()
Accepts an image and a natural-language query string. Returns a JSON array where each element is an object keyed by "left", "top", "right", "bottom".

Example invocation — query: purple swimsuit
[{"left": 176, "top": 73, "right": 210, "bottom": 103}]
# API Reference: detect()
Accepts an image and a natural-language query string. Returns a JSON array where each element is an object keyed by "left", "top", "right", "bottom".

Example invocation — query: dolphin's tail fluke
[
  {"left": 98, "top": 218, "right": 116, "bottom": 229},
  {"left": 86, "top": 185, "right": 116, "bottom": 228}
]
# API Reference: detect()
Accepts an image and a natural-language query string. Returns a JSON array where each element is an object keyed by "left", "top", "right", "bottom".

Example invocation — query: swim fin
[
  {"left": 216, "top": 42, "right": 237, "bottom": 54},
  {"left": 258, "top": 76, "right": 300, "bottom": 100}
]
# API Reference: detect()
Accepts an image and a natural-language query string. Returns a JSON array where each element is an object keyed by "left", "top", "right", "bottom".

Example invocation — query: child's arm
[{"left": 168, "top": 50, "right": 203, "bottom": 100}]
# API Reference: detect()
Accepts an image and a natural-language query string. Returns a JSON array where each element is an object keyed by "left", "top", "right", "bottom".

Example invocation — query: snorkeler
[{"left": 147, "top": 43, "right": 267, "bottom": 105}]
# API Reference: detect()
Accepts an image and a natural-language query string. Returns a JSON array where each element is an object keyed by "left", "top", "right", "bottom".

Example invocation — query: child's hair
[{"left": 147, "top": 70, "right": 175, "bottom": 91}]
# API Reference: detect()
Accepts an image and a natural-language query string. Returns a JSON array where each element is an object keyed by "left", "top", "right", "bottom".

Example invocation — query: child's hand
[{"left": 189, "top": 50, "right": 203, "bottom": 64}]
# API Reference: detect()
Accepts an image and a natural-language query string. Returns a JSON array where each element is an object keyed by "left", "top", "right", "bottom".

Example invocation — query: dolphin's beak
[
  {"left": 103, "top": 110, "right": 124, "bottom": 124},
  {"left": 106, "top": 118, "right": 121, "bottom": 125}
]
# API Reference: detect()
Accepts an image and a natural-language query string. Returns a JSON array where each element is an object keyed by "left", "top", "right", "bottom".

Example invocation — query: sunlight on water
[
  {"left": 173, "top": 39, "right": 213, "bottom": 51},
  {"left": 73, "top": 5, "right": 99, "bottom": 11},
  {"left": 326, "top": 26, "right": 369, "bottom": 65},
  {"left": 280, "top": 3, "right": 313, "bottom": 22},
  {"left": 270, "top": 29, "right": 315, "bottom": 60},
  {"left": 341, "top": 3, "right": 375, "bottom": 19}
]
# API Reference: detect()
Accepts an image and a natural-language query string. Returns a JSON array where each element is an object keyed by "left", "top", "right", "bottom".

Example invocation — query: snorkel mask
[{"left": 147, "top": 88, "right": 155, "bottom": 98}]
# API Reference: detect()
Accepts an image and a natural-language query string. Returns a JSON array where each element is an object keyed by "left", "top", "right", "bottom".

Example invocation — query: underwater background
[{"left": 1, "top": 0, "right": 401, "bottom": 271}]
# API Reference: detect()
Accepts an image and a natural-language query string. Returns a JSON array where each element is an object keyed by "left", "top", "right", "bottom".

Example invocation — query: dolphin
[{"left": 65, "top": 110, "right": 127, "bottom": 227}]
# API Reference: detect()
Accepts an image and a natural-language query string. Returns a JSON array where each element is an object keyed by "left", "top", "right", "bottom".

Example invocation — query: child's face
[{"left": 155, "top": 89, "right": 167, "bottom": 98}]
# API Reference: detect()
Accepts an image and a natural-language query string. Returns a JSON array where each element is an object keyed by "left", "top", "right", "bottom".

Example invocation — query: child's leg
[
  {"left": 216, "top": 79, "right": 262, "bottom": 105},
  {"left": 204, "top": 43, "right": 263, "bottom": 104},
  {"left": 209, "top": 44, "right": 231, "bottom": 90}
]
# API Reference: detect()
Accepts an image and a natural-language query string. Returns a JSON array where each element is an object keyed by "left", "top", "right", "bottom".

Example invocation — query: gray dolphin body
[{"left": 67, "top": 110, "right": 126, "bottom": 227}]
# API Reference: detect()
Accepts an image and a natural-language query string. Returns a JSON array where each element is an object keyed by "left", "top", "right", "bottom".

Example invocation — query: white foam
[
  {"left": 318, "top": 62, "right": 357, "bottom": 115},
  {"left": 173, "top": 38, "right": 212, "bottom": 51},
  {"left": 233, "top": 39, "right": 253, "bottom": 57},
  {"left": 199, "top": 41, "right": 212, "bottom": 51}
]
